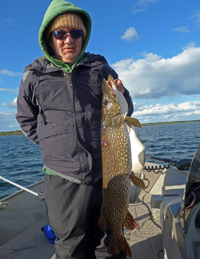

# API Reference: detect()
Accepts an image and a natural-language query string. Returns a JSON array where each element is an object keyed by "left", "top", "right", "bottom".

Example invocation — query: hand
[{"left": 114, "top": 79, "right": 124, "bottom": 94}]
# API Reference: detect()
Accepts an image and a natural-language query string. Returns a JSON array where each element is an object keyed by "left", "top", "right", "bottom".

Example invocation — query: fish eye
[{"left": 103, "top": 99, "right": 109, "bottom": 105}]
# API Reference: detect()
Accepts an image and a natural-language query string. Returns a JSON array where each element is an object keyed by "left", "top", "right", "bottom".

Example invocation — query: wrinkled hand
[{"left": 114, "top": 79, "right": 124, "bottom": 94}]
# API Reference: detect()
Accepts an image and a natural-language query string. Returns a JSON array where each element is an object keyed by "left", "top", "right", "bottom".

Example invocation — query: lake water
[{"left": 0, "top": 122, "right": 200, "bottom": 199}]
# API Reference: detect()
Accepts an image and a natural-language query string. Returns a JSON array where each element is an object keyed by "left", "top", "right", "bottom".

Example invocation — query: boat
[{"left": 0, "top": 132, "right": 199, "bottom": 259}]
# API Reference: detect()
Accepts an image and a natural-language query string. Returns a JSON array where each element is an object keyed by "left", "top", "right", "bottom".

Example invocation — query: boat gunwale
[{"left": 0, "top": 179, "right": 44, "bottom": 202}]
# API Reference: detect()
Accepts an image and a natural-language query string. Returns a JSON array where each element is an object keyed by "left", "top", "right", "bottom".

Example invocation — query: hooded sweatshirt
[
  {"left": 16, "top": 0, "right": 133, "bottom": 183},
  {"left": 38, "top": 0, "right": 92, "bottom": 74}
]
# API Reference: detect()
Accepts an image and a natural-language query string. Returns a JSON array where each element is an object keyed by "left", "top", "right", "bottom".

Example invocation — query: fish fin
[
  {"left": 125, "top": 116, "right": 142, "bottom": 128},
  {"left": 123, "top": 210, "right": 139, "bottom": 230},
  {"left": 98, "top": 208, "right": 109, "bottom": 232},
  {"left": 108, "top": 235, "right": 133, "bottom": 259},
  {"left": 108, "top": 238, "right": 121, "bottom": 257},
  {"left": 129, "top": 171, "right": 145, "bottom": 189}
]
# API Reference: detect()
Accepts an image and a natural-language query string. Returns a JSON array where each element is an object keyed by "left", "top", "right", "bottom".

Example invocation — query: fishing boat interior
[{"left": 1, "top": 143, "right": 200, "bottom": 259}]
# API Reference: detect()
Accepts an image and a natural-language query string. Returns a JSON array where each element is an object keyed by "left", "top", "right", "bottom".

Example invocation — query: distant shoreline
[
  {"left": 1, "top": 120, "right": 200, "bottom": 136},
  {"left": 0, "top": 130, "right": 23, "bottom": 136},
  {"left": 141, "top": 119, "right": 200, "bottom": 126}
]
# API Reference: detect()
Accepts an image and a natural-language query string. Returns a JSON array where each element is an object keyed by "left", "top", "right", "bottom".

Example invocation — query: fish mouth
[
  {"left": 108, "top": 82, "right": 117, "bottom": 98},
  {"left": 107, "top": 76, "right": 117, "bottom": 98},
  {"left": 102, "top": 78, "right": 117, "bottom": 100}
]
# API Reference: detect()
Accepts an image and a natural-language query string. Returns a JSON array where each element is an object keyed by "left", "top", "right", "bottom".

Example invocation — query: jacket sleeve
[{"left": 15, "top": 72, "right": 39, "bottom": 145}]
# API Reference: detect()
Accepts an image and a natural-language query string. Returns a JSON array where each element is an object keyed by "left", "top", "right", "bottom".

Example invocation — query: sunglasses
[{"left": 52, "top": 30, "right": 83, "bottom": 40}]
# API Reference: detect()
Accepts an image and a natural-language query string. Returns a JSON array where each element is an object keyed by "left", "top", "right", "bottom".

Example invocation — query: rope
[{"left": 139, "top": 177, "right": 162, "bottom": 231}]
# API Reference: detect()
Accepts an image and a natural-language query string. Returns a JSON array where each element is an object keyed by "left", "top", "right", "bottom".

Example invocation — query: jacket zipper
[{"left": 63, "top": 72, "right": 90, "bottom": 184}]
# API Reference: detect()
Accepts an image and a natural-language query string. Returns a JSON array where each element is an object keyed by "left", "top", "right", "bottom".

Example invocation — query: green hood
[{"left": 39, "top": 0, "right": 92, "bottom": 73}]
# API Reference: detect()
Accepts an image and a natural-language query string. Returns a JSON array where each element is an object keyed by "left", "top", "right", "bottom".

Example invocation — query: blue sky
[{"left": 1, "top": 0, "right": 200, "bottom": 131}]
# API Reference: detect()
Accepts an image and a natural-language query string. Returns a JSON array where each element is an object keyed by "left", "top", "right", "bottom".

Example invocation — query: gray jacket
[{"left": 16, "top": 53, "right": 134, "bottom": 185}]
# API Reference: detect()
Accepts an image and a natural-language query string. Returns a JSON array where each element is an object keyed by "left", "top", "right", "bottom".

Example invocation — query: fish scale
[
  {"left": 101, "top": 125, "right": 132, "bottom": 243},
  {"left": 98, "top": 75, "right": 145, "bottom": 258}
]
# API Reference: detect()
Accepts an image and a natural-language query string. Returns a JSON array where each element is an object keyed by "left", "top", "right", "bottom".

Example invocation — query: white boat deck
[
  {"left": 0, "top": 194, "right": 164, "bottom": 259},
  {"left": 0, "top": 165, "right": 168, "bottom": 259},
  {"left": 126, "top": 191, "right": 164, "bottom": 259},
  {"left": 0, "top": 217, "right": 54, "bottom": 259}
]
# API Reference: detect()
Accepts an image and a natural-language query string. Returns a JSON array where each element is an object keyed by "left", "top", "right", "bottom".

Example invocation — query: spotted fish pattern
[{"left": 98, "top": 75, "right": 145, "bottom": 259}]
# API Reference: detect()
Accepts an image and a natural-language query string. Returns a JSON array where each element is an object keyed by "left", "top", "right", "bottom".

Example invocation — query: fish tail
[
  {"left": 108, "top": 235, "right": 133, "bottom": 259},
  {"left": 129, "top": 171, "right": 145, "bottom": 189},
  {"left": 123, "top": 210, "right": 139, "bottom": 230},
  {"left": 98, "top": 208, "right": 109, "bottom": 232}
]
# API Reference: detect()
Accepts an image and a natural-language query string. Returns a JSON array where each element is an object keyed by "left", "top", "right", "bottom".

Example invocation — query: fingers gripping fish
[{"left": 98, "top": 75, "right": 145, "bottom": 258}]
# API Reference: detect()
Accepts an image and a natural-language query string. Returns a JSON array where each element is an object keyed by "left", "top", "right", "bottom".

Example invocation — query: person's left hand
[{"left": 114, "top": 79, "right": 124, "bottom": 94}]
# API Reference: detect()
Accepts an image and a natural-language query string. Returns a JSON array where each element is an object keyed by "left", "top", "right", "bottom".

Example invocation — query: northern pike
[{"left": 98, "top": 75, "right": 145, "bottom": 258}]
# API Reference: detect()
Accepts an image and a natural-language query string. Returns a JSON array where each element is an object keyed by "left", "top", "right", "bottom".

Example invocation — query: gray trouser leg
[{"left": 44, "top": 175, "right": 126, "bottom": 259}]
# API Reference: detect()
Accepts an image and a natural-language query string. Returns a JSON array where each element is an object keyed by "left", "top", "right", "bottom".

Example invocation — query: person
[{"left": 16, "top": 0, "right": 134, "bottom": 258}]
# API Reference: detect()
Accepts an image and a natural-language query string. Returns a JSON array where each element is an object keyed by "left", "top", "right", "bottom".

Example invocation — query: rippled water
[
  {"left": 135, "top": 122, "right": 200, "bottom": 161},
  {"left": 0, "top": 122, "right": 200, "bottom": 199},
  {"left": 0, "top": 135, "right": 43, "bottom": 199}
]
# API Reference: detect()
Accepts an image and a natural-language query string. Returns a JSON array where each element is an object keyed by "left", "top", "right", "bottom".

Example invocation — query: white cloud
[
  {"left": 3, "top": 19, "right": 15, "bottom": 27},
  {"left": 112, "top": 44, "right": 200, "bottom": 99},
  {"left": 141, "top": 52, "right": 161, "bottom": 62},
  {"left": 133, "top": 0, "right": 160, "bottom": 14},
  {"left": 134, "top": 101, "right": 200, "bottom": 115},
  {"left": 191, "top": 11, "right": 200, "bottom": 28},
  {"left": 121, "top": 27, "right": 139, "bottom": 41},
  {"left": 0, "top": 88, "right": 19, "bottom": 93},
  {"left": 194, "top": 110, "right": 200, "bottom": 115},
  {"left": 182, "top": 41, "right": 196, "bottom": 50},
  {"left": 112, "top": 59, "right": 134, "bottom": 71},
  {"left": 2, "top": 98, "right": 17, "bottom": 109},
  {"left": 133, "top": 101, "right": 200, "bottom": 123},
  {"left": 0, "top": 69, "right": 23, "bottom": 77},
  {"left": 0, "top": 111, "right": 19, "bottom": 131},
  {"left": 172, "top": 27, "right": 190, "bottom": 33}
]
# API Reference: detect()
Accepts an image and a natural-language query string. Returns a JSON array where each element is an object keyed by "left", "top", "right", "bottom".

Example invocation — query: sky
[{"left": 1, "top": 0, "right": 200, "bottom": 131}]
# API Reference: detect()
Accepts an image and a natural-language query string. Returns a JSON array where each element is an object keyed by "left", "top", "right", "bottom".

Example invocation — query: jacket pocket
[
  {"left": 37, "top": 121, "right": 77, "bottom": 159},
  {"left": 37, "top": 122, "right": 68, "bottom": 142},
  {"left": 36, "top": 78, "right": 72, "bottom": 112}
]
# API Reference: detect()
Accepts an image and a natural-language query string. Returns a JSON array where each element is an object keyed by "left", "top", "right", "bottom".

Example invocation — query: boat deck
[
  {"left": 0, "top": 217, "right": 54, "bottom": 259},
  {"left": 126, "top": 190, "right": 163, "bottom": 259},
  {"left": 0, "top": 166, "right": 164, "bottom": 259},
  {"left": 0, "top": 195, "right": 164, "bottom": 259}
]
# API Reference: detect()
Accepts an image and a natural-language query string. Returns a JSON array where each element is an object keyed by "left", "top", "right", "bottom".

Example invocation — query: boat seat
[
  {"left": 162, "top": 199, "right": 184, "bottom": 259},
  {"left": 161, "top": 166, "right": 187, "bottom": 197},
  {"left": 163, "top": 184, "right": 185, "bottom": 196},
  {"left": 163, "top": 197, "right": 200, "bottom": 259}
]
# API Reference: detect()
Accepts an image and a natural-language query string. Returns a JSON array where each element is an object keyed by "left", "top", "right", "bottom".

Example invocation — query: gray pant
[{"left": 44, "top": 174, "right": 126, "bottom": 259}]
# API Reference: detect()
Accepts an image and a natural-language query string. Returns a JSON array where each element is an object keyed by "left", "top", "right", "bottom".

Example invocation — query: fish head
[
  {"left": 102, "top": 75, "right": 128, "bottom": 128},
  {"left": 102, "top": 78, "right": 120, "bottom": 118}
]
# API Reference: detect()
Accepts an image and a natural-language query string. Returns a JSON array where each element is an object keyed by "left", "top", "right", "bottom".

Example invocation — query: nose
[{"left": 64, "top": 34, "right": 74, "bottom": 44}]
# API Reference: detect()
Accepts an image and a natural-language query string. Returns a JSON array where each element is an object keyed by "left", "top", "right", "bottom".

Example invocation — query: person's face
[{"left": 49, "top": 27, "right": 83, "bottom": 63}]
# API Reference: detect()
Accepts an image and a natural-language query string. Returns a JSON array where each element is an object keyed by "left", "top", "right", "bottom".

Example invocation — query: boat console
[{"left": 163, "top": 145, "right": 200, "bottom": 259}]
